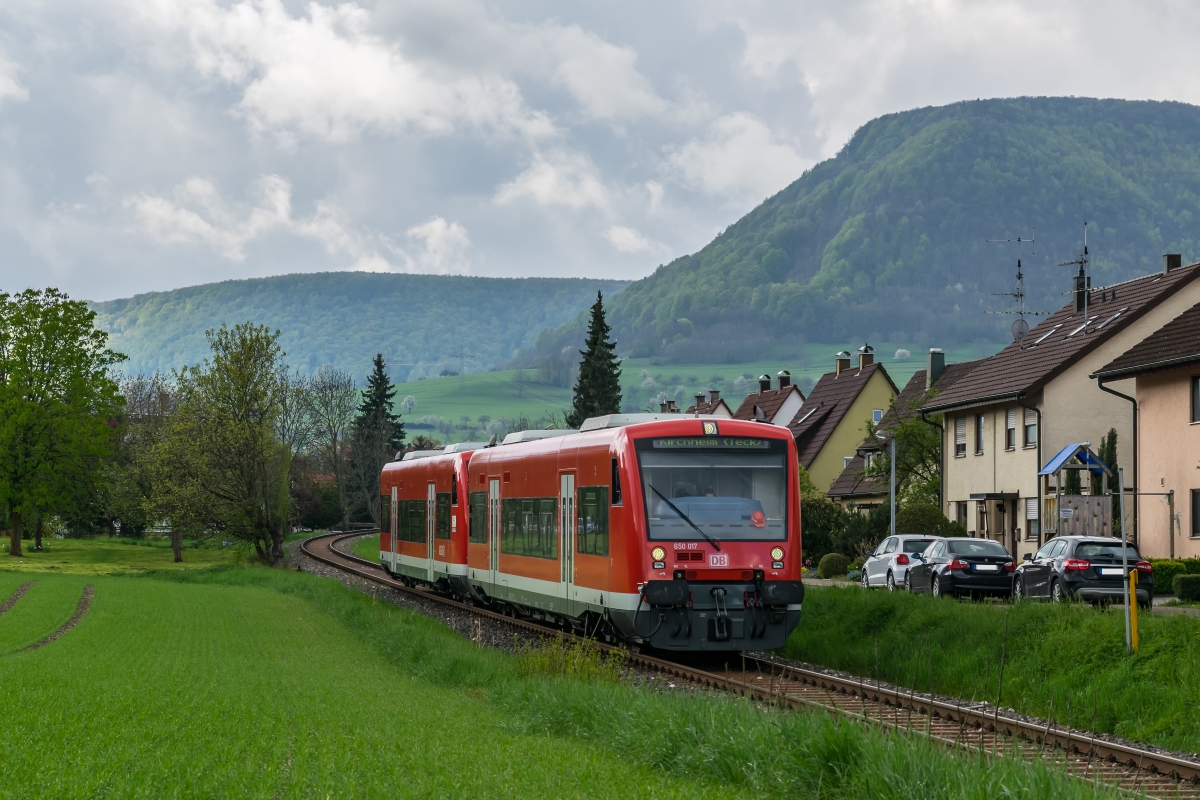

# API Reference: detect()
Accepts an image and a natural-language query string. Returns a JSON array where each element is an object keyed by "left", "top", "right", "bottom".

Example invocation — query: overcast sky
[{"left": 3, "top": 0, "right": 1200, "bottom": 301}]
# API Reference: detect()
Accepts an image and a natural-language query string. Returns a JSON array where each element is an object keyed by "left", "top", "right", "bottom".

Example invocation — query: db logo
[{"left": 709, "top": 553, "right": 728, "bottom": 567}]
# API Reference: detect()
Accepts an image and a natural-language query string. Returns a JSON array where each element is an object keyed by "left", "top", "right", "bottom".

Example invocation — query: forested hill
[
  {"left": 91, "top": 273, "right": 628, "bottom": 380},
  {"left": 524, "top": 97, "right": 1200, "bottom": 365}
]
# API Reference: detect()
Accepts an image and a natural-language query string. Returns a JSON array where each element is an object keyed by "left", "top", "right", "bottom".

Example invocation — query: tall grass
[{"left": 784, "top": 586, "right": 1200, "bottom": 752}]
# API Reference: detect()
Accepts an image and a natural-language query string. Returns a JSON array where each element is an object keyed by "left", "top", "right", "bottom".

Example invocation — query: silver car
[{"left": 861, "top": 535, "right": 938, "bottom": 591}]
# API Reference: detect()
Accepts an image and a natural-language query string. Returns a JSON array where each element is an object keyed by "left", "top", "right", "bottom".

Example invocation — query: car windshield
[
  {"left": 901, "top": 539, "right": 934, "bottom": 554},
  {"left": 1075, "top": 541, "right": 1143, "bottom": 561},
  {"left": 637, "top": 436, "right": 788, "bottom": 542},
  {"left": 948, "top": 540, "right": 1010, "bottom": 556}
]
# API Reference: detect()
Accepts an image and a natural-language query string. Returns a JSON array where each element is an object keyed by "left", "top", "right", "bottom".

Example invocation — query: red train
[{"left": 377, "top": 415, "right": 804, "bottom": 651}]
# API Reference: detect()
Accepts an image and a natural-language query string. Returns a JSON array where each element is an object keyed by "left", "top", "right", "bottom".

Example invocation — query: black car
[
  {"left": 907, "top": 537, "right": 1016, "bottom": 598},
  {"left": 1013, "top": 536, "right": 1153, "bottom": 606}
]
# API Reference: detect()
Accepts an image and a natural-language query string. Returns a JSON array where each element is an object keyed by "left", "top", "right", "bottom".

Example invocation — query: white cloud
[
  {"left": 403, "top": 216, "right": 471, "bottom": 274},
  {"left": 0, "top": 53, "right": 29, "bottom": 103},
  {"left": 494, "top": 149, "right": 611, "bottom": 211},
  {"left": 663, "top": 112, "right": 809, "bottom": 200},
  {"left": 604, "top": 225, "right": 661, "bottom": 254}
]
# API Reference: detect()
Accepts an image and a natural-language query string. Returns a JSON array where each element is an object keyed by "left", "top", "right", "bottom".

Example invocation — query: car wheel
[
  {"left": 1013, "top": 577, "right": 1024, "bottom": 602},
  {"left": 932, "top": 574, "right": 942, "bottom": 598},
  {"left": 887, "top": 571, "right": 896, "bottom": 592},
  {"left": 1051, "top": 580, "right": 1065, "bottom": 603},
  {"left": 861, "top": 568, "right": 870, "bottom": 589}
]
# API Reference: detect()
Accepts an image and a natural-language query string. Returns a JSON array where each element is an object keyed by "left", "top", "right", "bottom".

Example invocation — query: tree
[
  {"left": 863, "top": 394, "right": 943, "bottom": 508},
  {"left": 565, "top": 292, "right": 622, "bottom": 429},
  {"left": 307, "top": 365, "right": 358, "bottom": 531},
  {"left": 1096, "top": 428, "right": 1120, "bottom": 536},
  {"left": 150, "top": 323, "right": 292, "bottom": 566},
  {"left": 1063, "top": 463, "right": 1081, "bottom": 495},
  {"left": 0, "top": 289, "right": 124, "bottom": 558},
  {"left": 100, "top": 373, "right": 174, "bottom": 549},
  {"left": 348, "top": 354, "right": 405, "bottom": 527}
]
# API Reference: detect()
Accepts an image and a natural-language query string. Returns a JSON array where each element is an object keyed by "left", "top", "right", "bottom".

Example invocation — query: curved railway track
[{"left": 302, "top": 530, "right": 1200, "bottom": 797}]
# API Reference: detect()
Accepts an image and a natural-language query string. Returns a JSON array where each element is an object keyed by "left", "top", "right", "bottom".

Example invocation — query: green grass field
[
  {"left": 2, "top": 566, "right": 1111, "bottom": 799},
  {"left": 0, "top": 537, "right": 247, "bottom": 574},
  {"left": 783, "top": 586, "right": 1200, "bottom": 753},
  {"left": 401, "top": 342, "right": 999, "bottom": 443},
  {"left": 351, "top": 534, "right": 380, "bottom": 563}
]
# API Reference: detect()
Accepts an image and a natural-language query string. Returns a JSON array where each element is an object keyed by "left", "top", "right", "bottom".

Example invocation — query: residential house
[
  {"left": 921, "top": 256, "right": 1200, "bottom": 557},
  {"left": 731, "top": 371, "right": 805, "bottom": 425},
  {"left": 789, "top": 345, "right": 899, "bottom": 492},
  {"left": 684, "top": 390, "right": 734, "bottom": 417},
  {"left": 828, "top": 349, "right": 983, "bottom": 512},
  {"left": 1092, "top": 299, "right": 1200, "bottom": 559}
]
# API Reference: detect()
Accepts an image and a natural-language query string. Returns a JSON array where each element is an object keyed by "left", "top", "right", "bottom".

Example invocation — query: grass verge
[{"left": 783, "top": 585, "right": 1200, "bottom": 752}]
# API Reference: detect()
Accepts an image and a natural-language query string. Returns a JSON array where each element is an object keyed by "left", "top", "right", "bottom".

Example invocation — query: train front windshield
[{"left": 636, "top": 436, "right": 789, "bottom": 542}]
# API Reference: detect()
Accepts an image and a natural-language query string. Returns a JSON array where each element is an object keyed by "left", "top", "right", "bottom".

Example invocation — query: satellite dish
[{"left": 1012, "top": 318, "right": 1030, "bottom": 341}]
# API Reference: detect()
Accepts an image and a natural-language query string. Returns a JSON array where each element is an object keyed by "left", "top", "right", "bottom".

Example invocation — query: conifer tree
[
  {"left": 566, "top": 292, "right": 622, "bottom": 429},
  {"left": 355, "top": 354, "right": 405, "bottom": 451},
  {"left": 348, "top": 354, "right": 404, "bottom": 526}
]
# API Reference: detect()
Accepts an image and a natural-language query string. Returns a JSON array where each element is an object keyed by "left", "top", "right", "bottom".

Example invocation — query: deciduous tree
[{"left": 307, "top": 365, "right": 358, "bottom": 531}]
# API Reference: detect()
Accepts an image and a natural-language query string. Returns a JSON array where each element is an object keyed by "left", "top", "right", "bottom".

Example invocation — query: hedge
[
  {"left": 818, "top": 552, "right": 850, "bottom": 579},
  {"left": 1149, "top": 558, "right": 1200, "bottom": 594},
  {"left": 1174, "top": 574, "right": 1200, "bottom": 602}
]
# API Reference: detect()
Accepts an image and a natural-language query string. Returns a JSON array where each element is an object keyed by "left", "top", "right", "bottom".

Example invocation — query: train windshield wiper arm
[{"left": 650, "top": 485, "right": 721, "bottom": 552}]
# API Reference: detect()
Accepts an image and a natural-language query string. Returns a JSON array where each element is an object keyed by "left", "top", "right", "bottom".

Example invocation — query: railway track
[{"left": 302, "top": 530, "right": 1200, "bottom": 797}]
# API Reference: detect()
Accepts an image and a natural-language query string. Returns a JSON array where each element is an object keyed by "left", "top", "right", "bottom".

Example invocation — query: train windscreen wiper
[{"left": 650, "top": 485, "right": 721, "bottom": 552}]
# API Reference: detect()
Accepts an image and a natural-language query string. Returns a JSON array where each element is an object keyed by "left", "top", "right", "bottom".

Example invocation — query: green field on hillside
[
  {"left": 400, "top": 342, "right": 997, "bottom": 443},
  {"left": 0, "top": 567, "right": 1113, "bottom": 799},
  {"left": 784, "top": 585, "right": 1200, "bottom": 753}
]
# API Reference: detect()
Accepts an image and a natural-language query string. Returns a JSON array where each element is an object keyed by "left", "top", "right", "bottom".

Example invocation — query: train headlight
[
  {"left": 651, "top": 547, "right": 666, "bottom": 561},
  {"left": 771, "top": 547, "right": 785, "bottom": 561}
]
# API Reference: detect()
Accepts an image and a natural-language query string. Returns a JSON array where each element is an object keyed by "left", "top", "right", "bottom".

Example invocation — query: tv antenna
[
  {"left": 1057, "top": 221, "right": 1092, "bottom": 336},
  {"left": 986, "top": 229, "right": 1051, "bottom": 344}
]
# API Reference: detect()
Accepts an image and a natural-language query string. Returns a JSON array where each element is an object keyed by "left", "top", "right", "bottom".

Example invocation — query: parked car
[
  {"left": 1013, "top": 536, "right": 1153, "bottom": 606},
  {"left": 906, "top": 538, "right": 1016, "bottom": 599},
  {"left": 860, "top": 535, "right": 938, "bottom": 591}
]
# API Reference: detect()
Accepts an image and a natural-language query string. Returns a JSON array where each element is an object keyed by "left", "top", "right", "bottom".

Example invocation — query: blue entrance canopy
[{"left": 1038, "top": 443, "right": 1113, "bottom": 477}]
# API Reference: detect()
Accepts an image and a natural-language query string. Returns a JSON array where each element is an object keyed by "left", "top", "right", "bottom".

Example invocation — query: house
[
  {"left": 828, "top": 349, "right": 982, "bottom": 512},
  {"left": 788, "top": 344, "right": 899, "bottom": 492},
  {"left": 1092, "top": 299, "right": 1200, "bottom": 559},
  {"left": 921, "top": 255, "right": 1200, "bottom": 556},
  {"left": 684, "top": 390, "right": 734, "bottom": 418},
  {"left": 731, "top": 371, "right": 805, "bottom": 425}
]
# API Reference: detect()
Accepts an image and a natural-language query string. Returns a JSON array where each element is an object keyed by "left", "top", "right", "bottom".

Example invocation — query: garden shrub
[
  {"left": 1149, "top": 558, "right": 1200, "bottom": 594},
  {"left": 818, "top": 552, "right": 850, "bottom": 579},
  {"left": 1173, "top": 574, "right": 1200, "bottom": 602}
]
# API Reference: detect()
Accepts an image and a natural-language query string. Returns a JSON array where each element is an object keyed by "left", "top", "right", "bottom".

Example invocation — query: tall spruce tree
[
  {"left": 348, "top": 354, "right": 405, "bottom": 526},
  {"left": 355, "top": 354, "right": 405, "bottom": 451},
  {"left": 1097, "top": 428, "right": 1120, "bottom": 536},
  {"left": 566, "top": 292, "right": 622, "bottom": 429}
]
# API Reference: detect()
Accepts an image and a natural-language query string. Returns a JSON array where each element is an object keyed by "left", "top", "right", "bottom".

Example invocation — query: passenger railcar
[{"left": 376, "top": 415, "right": 803, "bottom": 652}]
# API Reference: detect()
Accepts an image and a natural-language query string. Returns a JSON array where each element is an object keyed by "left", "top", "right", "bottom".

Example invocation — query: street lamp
[{"left": 875, "top": 429, "right": 896, "bottom": 538}]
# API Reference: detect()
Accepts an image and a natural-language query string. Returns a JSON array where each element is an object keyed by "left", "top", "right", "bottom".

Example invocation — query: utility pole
[{"left": 1119, "top": 468, "right": 1131, "bottom": 654}]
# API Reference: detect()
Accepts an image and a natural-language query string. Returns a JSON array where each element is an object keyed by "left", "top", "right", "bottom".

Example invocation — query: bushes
[
  {"left": 1173, "top": 574, "right": 1200, "bottom": 602},
  {"left": 1149, "top": 558, "right": 1200, "bottom": 594},
  {"left": 819, "top": 553, "right": 850, "bottom": 579},
  {"left": 896, "top": 503, "right": 966, "bottom": 537}
]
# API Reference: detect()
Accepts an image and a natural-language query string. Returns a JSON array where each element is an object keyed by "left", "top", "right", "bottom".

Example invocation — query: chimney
[
  {"left": 777, "top": 370, "right": 791, "bottom": 389},
  {"left": 668, "top": 400, "right": 679, "bottom": 413},
  {"left": 694, "top": 393, "right": 705, "bottom": 409},
  {"left": 1164, "top": 253, "right": 1182, "bottom": 274},
  {"left": 1073, "top": 266, "right": 1090, "bottom": 313},
  {"left": 926, "top": 348, "right": 945, "bottom": 390},
  {"left": 708, "top": 389, "right": 720, "bottom": 403},
  {"left": 858, "top": 343, "right": 875, "bottom": 369},
  {"left": 659, "top": 401, "right": 669, "bottom": 413},
  {"left": 835, "top": 351, "right": 851, "bottom": 376},
  {"left": 758, "top": 374, "right": 771, "bottom": 392}
]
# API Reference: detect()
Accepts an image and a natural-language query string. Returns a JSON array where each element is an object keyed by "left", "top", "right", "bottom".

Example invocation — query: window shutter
[
  {"left": 1024, "top": 407, "right": 1037, "bottom": 426},
  {"left": 1006, "top": 409, "right": 1016, "bottom": 429},
  {"left": 1026, "top": 498, "right": 1038, "bottom": 520},
  {"left": 955, "top": 417, "right": 966, "bottom": 444}
]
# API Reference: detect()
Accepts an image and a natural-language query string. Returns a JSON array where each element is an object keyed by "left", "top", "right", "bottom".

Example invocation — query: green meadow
[
  {"left": 0, "top": 537, "right": 245, "bottom": 574},
  {"left": 0, "top": 557, "right": 1113, "bottom": 799}
]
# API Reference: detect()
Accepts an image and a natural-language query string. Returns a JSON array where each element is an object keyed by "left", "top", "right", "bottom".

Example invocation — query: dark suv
[{"left": 1013, "top": 536, "right": 1153, "bottom": 606}]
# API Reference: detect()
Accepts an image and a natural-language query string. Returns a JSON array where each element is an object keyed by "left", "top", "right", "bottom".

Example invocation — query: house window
[
  {"left": 872, "top": 409, "right": 884, "bottom": 424},
  {"left": 844, "top": 456, "right": 854, "bottom": 469},
  {"left": 1192, "top": 376, "right": 1200, "bottom": 423},
  {"left": 956, "top": 502, "right": 968, "bottom": 525},
  {"left": 974, "top": 414, "right": 985, "bottom": 455},
  {"left": 1193, "top": 489, "right": 1200, "bottom": 537},
  {"left": 1026, "top": 497, "right": 1039, "bottom": 540},
  {"left": 1005, "top": 409, "right": 1016, "bottom": 450},
  {"left": 954, "top": 417, "right": 966, "bottom": 457},
  {"left": 864, "top": 452, "right": 875, "bottom": 470},
  {"left": 1024, "top": 407, "right": 1038, "bottom": 448}
]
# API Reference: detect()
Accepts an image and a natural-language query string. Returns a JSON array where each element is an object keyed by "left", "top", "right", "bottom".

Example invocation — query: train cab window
[
  {"left": 468, "top": 491, "right": 487, "bottom": 543},
  {"left": 611, "top": 458, "right": 622, "bottom": 505},
  {"left": 380, "top": 494, "right": 391, "bottom": 535},
  {"left": 398, "top": 500, "right": 427, "bottom": 543},
  {"left": 577, "top": 486, "right": 609, "bottom": 556},
  {"left": 451, "top": 475, "right": 458, "bottom": 506},
  {"left": 500, "top": 497, "right": 558, "bottom": 559},
  {"left": 435, "top": 493, "right": 452, "bottom": 539}
]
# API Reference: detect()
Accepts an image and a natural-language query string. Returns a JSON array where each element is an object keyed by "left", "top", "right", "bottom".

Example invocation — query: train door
[
  {"left": 559, "top": 473, "right": 576, "bottom": 612},
  {"left": 489, "top": 478, "right": 501, "bottom": 593},
  {"left": 426, "top": 482, "right": 436, "bottom": 581},
  {"left": 390, "top": 486, "right": 398, "bottom": 572}
]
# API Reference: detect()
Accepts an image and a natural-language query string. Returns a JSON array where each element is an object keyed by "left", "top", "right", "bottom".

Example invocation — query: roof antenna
[
  {"left": 987, "top": 228, "right": 1051, "bottom": 348},
  {"left": 754, "top": 405, "right": 767, "bottom": 422},
  {"left": 1058, "top": 220, "right": 1092, "bottom": 335}
]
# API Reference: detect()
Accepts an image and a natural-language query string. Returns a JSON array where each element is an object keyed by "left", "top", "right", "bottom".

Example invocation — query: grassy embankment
[
  {"left": 0, "top": 552, "right": 1110, "bottom": 798},
  {"left": 404, "top": 342, "right": 997, "bottom": 444},
  {"left": 351, "top": 534, "right": 379, "bottom": 562},
  {"left": 785, "top": 586, "right": 1200, "bottom": 753}
]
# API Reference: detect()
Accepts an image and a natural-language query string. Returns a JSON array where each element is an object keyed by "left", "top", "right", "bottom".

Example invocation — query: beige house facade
[{"left": 924, "top": 258, "right": 1200, "bottom": 557}]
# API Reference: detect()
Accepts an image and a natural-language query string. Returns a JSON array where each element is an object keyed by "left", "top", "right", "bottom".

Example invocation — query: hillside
[
  {"left": 90, "top": 273, "right": 628, "bottom": 380},
  {"left": 522, "top": 97, "right": 1200, "bottom": 364}
]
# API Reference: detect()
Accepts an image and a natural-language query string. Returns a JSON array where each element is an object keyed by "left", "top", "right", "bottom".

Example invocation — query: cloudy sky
[{"left": 3, "top": 0, "right": 1200, "bottom": 301}]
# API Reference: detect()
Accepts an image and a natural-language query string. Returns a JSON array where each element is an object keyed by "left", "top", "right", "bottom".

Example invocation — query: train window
[
  {"left": 468, "top": 491, "right": 487, "bottom": 543},
  {"left": 577, "top": 486, "right": 609, "bottom": 556},
  {"left": 611, "top": 458, "right": 622, "bottom": 505},
  {"left": 635, "top": 436, "right": 789, "bottom": 542},
  {"left": 380, "top": 494, "right": 391, "bottom": 536},
  {"left": 451, "top": 475, "right": 458, "bottom": 506},
  {"left": 435, "top": 493, "right": 452, "bottom": 539},
  {"left": 500, "top": 497, "right": 558, "bottom": 559},
  {"left": 398, "top": 499, "right": 427, "bottom": 543}
]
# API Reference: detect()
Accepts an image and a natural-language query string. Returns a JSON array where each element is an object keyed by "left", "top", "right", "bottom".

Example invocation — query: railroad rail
[{"left": 302, "top": 530, "right": 1200, "bottom": 797}]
